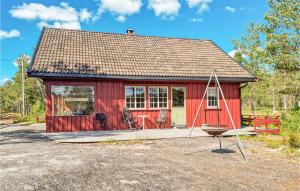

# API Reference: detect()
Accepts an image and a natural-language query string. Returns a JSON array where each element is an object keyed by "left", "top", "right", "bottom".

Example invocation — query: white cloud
[
  {"left": 10, "top": 2, "right": 93, "bottom": 30},
  {"left": 79, "top": 8, "right": 92, "bottom": 22},
  {"left": 190, "top": 17, "right": 203, "bottom": 22},
  {"left": 116, "top": 15, "right": 126, "bottom": 22},
  {"left": 228, "top": 50, "right": 237, "bottom": 58},
  {"left": 186, "top": 0, "right": 212, "bottom": 14},
  {"left": 225, "top": 6, "right": 236, "bottom": 13},
  {"left": 0, "top": 78, "right": 10, "bottom": 85},
  {"left": 228, "top": 49, "right": 248, "bottom": 60},
  {"left": 148, "top": 0, "right": 181, "bottom": 18},
  {"left": 37, "top": 21, "right": 81, "bottom": 30},
  {"left": 98, "top": 0, "right": 142, "bottom": 22},
  {"left": 0, "top": 29, "right": 20, "bottom": 39}
]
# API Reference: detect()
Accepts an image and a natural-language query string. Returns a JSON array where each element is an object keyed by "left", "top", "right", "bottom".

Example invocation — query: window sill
[
  {"left": 127, "top": 108, "right": 147, "bottom": 111},
  {"left": 205, "top": 107, "right": 222, "bottom": 110},
  {"left": 147, "top": 108, "right": 169, "bottom": 111}
]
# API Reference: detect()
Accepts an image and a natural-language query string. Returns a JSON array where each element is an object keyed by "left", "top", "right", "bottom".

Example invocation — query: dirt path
[{"left": 0, "top": 125, "right": 299, "bottom": 191}]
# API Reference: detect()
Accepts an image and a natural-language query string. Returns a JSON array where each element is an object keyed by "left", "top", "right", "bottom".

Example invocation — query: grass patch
[
  {"left": 266, "top": 141, "right": 282, "bottom": 149},
  {"left": 284, "top": 148, "right": 300, "bottom": 157},
  {"left": 241, "top": 134, "right": 300, "bottom": 157},
  {"left": 241, "top": 134, "right": 284, "bottom": 149}
]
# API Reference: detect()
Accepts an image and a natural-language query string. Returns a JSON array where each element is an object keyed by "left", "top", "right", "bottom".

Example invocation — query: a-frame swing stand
[{"left": 182, "top": 69, "right": 248, "bottom": 161}]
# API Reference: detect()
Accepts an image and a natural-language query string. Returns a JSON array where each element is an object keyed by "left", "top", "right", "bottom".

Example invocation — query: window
[
  {"left": 51, "top": 86, "right": 94, "bottom": 116},
  {"left": 125, "top": 86, "right": 145, "bottom": 109},
  {"left": 172, "top": 88, "right": 185, "bottom": 107},
  {"left": 149, "top": 87, "right": 168, "bottom": 108},
  {"left": 207, "top": 87, "right": 219, "bottom": 108}
]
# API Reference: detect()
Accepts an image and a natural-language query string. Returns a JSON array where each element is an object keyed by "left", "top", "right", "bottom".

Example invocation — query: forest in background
[
  {"left": 1, "top": 0, "right": 299, "bottom": 131},
  {"left": 0, "top": 55, "right": 45, "bottom": 122},
  {"left": 233, "top": 0, "right": 299, "bottom": 116}
]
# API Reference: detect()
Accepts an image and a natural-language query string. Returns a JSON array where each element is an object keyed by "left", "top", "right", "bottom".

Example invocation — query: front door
[{"left": 171, "top": 87, "right": 186, "bottom": 127}]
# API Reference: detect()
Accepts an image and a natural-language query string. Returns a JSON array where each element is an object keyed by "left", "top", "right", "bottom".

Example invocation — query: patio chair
[
  {"left": 156, "top": 109, "right": 168, "bottom": 128},
  {"left": 122, "top": 108, "right": 138, "bottom": 130}
]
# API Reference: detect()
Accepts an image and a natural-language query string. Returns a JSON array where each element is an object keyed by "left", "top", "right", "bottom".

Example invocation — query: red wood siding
[
  {"left": 45, "top": 80, "right": 241, "bottom": 132},
  {"left": 186, "top": 83, "right": 241, "bottom": 129}
]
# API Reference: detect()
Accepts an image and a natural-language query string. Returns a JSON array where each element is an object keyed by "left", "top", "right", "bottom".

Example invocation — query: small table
[{"left": 137, "top": 115, "right": 149, "bottom": 130}]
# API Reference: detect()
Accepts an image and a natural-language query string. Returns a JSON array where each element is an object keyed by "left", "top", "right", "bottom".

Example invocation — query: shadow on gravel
[
  {"left": 211, "top": 148, "right": 236, "bottom": 154},
  {"left": 0, "top": 129, "right": 50, "bottom": 145}
]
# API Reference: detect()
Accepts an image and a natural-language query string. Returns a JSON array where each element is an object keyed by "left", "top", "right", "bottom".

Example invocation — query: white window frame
[
  {"left": 148, "top": 86, "right": 168, "bottom": 109},
  {"left": 125, "top": 86, "right": 146, "bottom": 109},
  {"left": 207, "top": 87, "right": 219, "bottom": 109}
]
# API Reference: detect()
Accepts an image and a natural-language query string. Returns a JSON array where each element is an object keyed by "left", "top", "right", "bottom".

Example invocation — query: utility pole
[{"left": 21, "top": 57, "right": 25, "bottom": 116}]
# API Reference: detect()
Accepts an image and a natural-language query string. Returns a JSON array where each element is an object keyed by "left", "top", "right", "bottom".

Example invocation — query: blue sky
[{"left": 0, "top": 0, "right": 268, "bottom": 84}]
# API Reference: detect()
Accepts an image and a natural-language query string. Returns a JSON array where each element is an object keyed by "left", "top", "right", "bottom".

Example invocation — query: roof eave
[
  {"left": 27, "top": 27, "right": 45, "bottom": 74},
  {"left": 28, "top": 72, "right": 257, "bottom": 83}
]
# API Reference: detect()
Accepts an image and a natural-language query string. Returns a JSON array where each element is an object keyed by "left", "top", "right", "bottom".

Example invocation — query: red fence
[{"left": 253, "top": 115, "right": 280, "bottom": 134}]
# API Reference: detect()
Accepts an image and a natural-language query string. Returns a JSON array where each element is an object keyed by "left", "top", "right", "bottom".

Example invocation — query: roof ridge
[{"left": 43, "top": 27, "right": 211, "bottom": 42}]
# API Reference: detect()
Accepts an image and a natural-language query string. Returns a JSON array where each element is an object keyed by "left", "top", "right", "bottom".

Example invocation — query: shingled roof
[{"left": 28, "top": 28, "right": 255, "bottom": 82}]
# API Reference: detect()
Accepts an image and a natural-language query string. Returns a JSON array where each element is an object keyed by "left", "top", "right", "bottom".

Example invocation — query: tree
[
  {"left": 261, "top": 0, "right": 300, "bottom": 111},
  {"left": 0, "top": 55, "right": 45, "bottom": 116},
  {"left": 232, "top": 0, "right": 300, "bottom": 114},
  {"left": 232, "top": 23, "right": 267, "bottom": 114}
]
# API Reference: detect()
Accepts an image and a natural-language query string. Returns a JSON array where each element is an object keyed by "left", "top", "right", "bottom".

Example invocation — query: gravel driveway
[{"left": 0, "top": 124, "right": 299, "bottom": 191}]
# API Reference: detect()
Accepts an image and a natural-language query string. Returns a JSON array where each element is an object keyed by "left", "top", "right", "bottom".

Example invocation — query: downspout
[{"left": 239, "top": 83, "right": 249, "bottom": 128}]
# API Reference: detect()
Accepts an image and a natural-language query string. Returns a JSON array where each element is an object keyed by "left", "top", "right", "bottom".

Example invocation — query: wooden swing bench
[{"left": 253, "top": 115, "right": 280, "bottom": 134}]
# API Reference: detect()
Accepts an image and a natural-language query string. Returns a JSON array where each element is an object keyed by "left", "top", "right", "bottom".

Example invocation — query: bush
[
  {"left": 287, "top": 133, "right": 300, "bottom": 149},
  {"left": 281, "top": 109, "right": 300, "bottom": 134},
  {"left": 15, "top": 115, "right": 35, "bottom": 124},
  {"left": 281, "top": 109, "right": 300, "bottom": 149},
  {"left": 31, "top": 101, "right": 45, "bottom": 115}
]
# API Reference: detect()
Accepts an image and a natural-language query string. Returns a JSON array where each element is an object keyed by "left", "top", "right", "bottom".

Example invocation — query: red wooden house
[{"left": 28, "top": 28, "right": 255, "bottom": 132}]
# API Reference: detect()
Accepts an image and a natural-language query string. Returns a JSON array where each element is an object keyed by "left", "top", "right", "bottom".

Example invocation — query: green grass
[
  {"left": 241, "top": 134, "right": 284, "bottom": 149},
  {"left": 241, "top": 134, "right": 300, "bottom": 157}
]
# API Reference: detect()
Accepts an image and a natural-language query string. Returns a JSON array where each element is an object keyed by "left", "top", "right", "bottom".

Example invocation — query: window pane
[
  {"left": 207, "top": 88, "right": 218, "bottom": 107},
  {"left": 149, "top": 87, "right": 158, "bottom": 108},
  {"left": 126, "top": 87, "right": 135, "bottom": 97},
  {"left": 51, "top": 86, "right": 94, "bottom": 116},
  {"left": 163, "top": 102, "right": 167, "bottom": 107},
  {"left": 208, "top": 88, "right": 217, "bottom": 96},
  {"left": 149, "top": 87, "right": 168, "bottom": 108},
  {"left": 125, "top": 86, "right": 145, "bottom": 109},
  {"left": 172, "top": 88, "right": 184, "bottom": 107}
]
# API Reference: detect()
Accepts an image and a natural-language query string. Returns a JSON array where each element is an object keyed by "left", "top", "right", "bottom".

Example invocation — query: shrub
[
  {"left": 281, "top": 109, "right": 300, "bottom": 149},
  {"left": 15, "top": 115, "right": 34, "bottom": 124},
  {"left": 281, "top": 109, "right": 300, "bottom": 134},
  {"left": 287, "top": 133, "right": 300, "bottom": 149}
]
